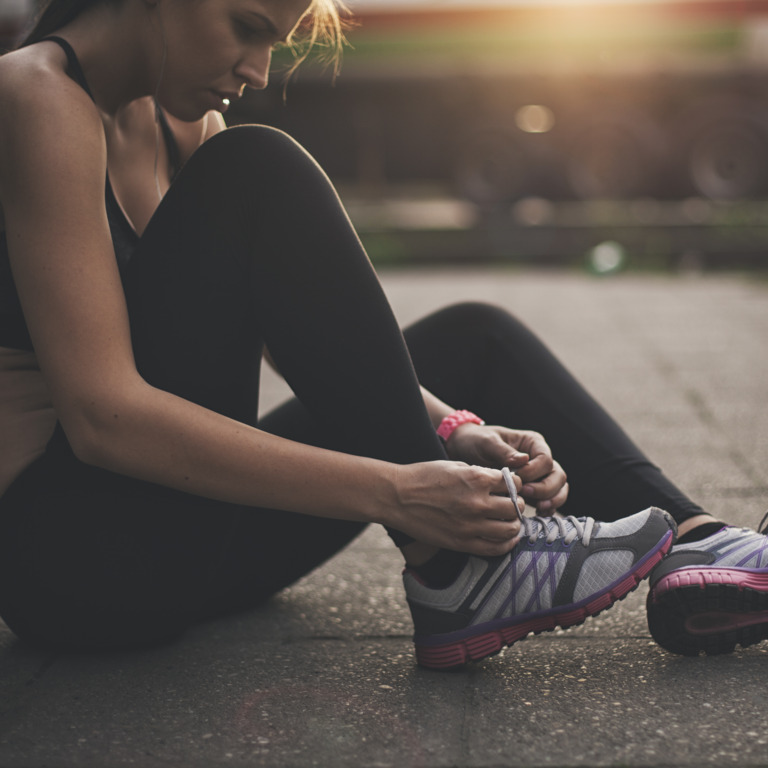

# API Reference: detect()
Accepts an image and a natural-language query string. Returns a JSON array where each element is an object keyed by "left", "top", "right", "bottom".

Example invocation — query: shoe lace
[
  {"left": 501, "top": 466, "right": 595, "bottom": 546},
  {"left": 520, "top": 514, "right": 595, "bottom": 547}
]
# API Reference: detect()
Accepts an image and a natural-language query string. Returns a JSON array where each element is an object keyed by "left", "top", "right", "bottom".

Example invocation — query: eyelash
[{"left": 234, "top": 19, "right": 270, "bottom": 43}]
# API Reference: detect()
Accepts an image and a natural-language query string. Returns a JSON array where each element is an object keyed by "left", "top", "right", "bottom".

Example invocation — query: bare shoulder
[
  {"left": 0, "top": 44, "right": 105, "bottom": 195},
  {"left": 0, "top": 44, "right": 97, "bottom": 116}
]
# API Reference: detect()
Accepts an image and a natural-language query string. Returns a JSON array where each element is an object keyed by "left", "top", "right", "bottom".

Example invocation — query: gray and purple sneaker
[
  {"left": 647, "top": 518, "right": 768, "bottom": 656},
  {"left": 404, "top": 506, "right": 676, "bottom": 669}
]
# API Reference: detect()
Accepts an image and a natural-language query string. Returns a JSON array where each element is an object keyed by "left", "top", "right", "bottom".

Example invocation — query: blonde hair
[{"left": 287, "top": 0, "right": 349, "bottom": 78}]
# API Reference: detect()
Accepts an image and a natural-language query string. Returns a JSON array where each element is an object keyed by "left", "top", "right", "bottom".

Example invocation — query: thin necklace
[
  {"left": 152, "top": 26, "right": 167, "bottom": 202},
  {"left": 153, "top": 101, "right": 163, "bottom": 201}
]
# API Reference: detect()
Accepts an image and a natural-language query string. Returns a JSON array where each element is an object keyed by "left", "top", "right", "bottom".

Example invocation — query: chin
[
  {"left": 156, "top": 97, "right": 207, "bottom": 123},
  {"left": 172, "top": 107, "right": 209, "bottom": 123}
]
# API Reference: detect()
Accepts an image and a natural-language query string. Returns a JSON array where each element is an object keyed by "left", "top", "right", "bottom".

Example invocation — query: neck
[{"left": 55, "top": 1, "right": 162, "bottom": 116}]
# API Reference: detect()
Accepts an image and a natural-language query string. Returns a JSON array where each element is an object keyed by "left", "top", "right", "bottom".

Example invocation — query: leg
[
  {"left": 127, "top": 126, "right": 445, "bottom": 466},
  {"left": 401, "top": 302, "right": 707, "bottom": 526},
  {"left": 399, "top": 303, "right": 767, "bottom": 660},
  {"left": 395, "top": 303, "right": 689, "bottom": 668},
  {"left": 0, "top": 127, "right": 448, "bottom": 649}
]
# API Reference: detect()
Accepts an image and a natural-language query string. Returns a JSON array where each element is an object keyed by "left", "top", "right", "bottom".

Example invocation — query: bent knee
[
  {"left": 205, "top": 123, "right": 304, "bottom": 155},
  {"left": 431, "top": 301, "right": 524, "bottom": 336},
  {"left": 192, "top": 125, "right": 326, "bottom": 187}
]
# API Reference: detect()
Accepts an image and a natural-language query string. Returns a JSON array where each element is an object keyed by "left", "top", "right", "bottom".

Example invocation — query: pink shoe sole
[{"left": 648, "top": 566, "right": 768, "bottom": 655}]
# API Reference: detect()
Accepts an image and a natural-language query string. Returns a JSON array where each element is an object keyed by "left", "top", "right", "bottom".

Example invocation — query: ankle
[
  {"left": 402, "top": 542, "right": 440, "bottom": 567},
  {"left": 404, "top": 546, "right": 469, "bottom": 588},
  {"left": 676, "top": 514, "right": 722, "bottom": 539},
  {"left": 676, "top": 514, "right": 729, "bottom": 545}
]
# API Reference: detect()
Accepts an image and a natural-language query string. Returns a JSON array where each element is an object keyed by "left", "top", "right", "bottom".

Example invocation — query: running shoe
[
  {"left": 404, "top": 496, "right": 676, "bottom": 669},
  {"left": 647, "top": 516, "right": 768, "bottom": 656}
]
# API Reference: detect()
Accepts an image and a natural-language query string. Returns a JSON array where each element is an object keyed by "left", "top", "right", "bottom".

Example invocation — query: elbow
[
  {"left": 52, "top": 373, "right": 149, "bottom": 469},
  {"left": 61, "top": 416, "right": 108, "bottom": 467},
  {"left": 58, "top": 398, "right": 129, "bottom": 469},
  {"left": 68, "top": 430, "right": 102, "bottom": 467}
]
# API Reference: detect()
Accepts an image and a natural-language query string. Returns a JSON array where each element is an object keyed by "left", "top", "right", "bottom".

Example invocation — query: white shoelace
[
  {"left": 502, "top": 466, "right": 595, "bottom": 546},
  {"left": 521, "top": 514, "right": 595, "bottom": 547}
]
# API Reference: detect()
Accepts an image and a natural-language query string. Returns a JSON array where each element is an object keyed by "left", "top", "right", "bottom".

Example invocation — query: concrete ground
[{"left": 0, "top": 268, "right": 766, "bottom": 768}]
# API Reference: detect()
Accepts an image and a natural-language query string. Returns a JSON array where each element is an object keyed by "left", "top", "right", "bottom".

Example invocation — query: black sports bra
[{"left": 0, "top": 35, "right": 182, "bottom": 351}]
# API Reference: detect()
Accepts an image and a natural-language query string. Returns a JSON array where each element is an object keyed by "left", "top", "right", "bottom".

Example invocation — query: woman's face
[{"left": 154, "top": 0, "right": 313, "bottom": 121}]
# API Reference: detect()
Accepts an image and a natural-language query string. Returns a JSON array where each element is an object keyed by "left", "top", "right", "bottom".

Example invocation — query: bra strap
[
  {"left": 40, "top": 36, "right": 94, "bottom": 99},
  {"left": 42, "top": 35, "right": 181, "bottom": 182}
]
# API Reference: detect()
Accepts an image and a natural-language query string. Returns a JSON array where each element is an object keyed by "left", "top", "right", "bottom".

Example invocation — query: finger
[
  {"left": 537, "top": 482, "right": 570, "bottom": 514},
  {"left": 450, "top": 516, "right": 520, "bottom": 553},
  {"left": 479, "top": 518, "right": 522, "bottom": 541},
  {"left": 505, "top": 451, "right": 530, "bottom": 469},
  {"left": 487, "top": 466, "right": 521, "bottom": 497},
  {"left": 485, "top": 493, "right": 523, "bottom": 522},
  {"left": 516, "top": 452, "right": 555, "bottom": 484},
  {"left": 476, "top": 432, "right": 528, "bottom": 469},
  {"left": 511, "top": 431, "right": 555, "bottom": 481},
  {"left": 517, "top": 430, "right": 552, "bottom": 459},
  {"left": 521, "top": 461, "right": 566, "bottom": 499},
  {"left": 490, "top": 428, "right": 530, "bottom": 464},
  {"left": 496, "top": 437, "right": 530, "bottom": 466},
  {"left": 521, "top": 473, "right": 563, "bottom": 502},
  {"left": 552, "top": 481, "right": 569, "bottom": 509}
]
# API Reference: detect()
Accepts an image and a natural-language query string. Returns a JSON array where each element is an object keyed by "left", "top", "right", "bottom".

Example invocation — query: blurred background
[{"left": 4, "top": 0, "right": 768, "bottom": 271}]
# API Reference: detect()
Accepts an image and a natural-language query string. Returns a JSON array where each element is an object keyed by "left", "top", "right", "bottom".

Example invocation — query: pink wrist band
[{"left": 437, "top": 410, "right": 485, "bottom": 441}]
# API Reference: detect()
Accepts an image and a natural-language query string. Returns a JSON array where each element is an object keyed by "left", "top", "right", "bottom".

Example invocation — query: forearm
[
  {"left": 57, "top": 378, "right": 527, "bottom": 556},
  {"left": 75, "top": 379, "right": 397, "bottom": 525},
  {"left": 420, "top": 386, "right": 455, "bottom": 428}
]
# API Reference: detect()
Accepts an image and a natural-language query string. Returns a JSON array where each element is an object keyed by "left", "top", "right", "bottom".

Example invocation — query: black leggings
[{"left": 0, "top": 127, "right": 704, "bottom": 651}]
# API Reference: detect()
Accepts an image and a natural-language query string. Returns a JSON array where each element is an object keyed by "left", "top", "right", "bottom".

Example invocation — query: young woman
[{"left": 0, "top": 0, "right": 764, "bottom": 669}]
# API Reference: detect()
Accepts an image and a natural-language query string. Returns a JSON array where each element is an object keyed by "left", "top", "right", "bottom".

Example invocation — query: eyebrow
[{"left": 244, "top": 11, "right": 284, "bottom": 42}]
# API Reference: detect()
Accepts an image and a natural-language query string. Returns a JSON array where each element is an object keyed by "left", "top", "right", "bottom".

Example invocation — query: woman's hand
[
  {"left": 387, "top": 461, "right": 524, "bottom": 557},
  {"left": 445, "top": 424, "right": 569, "bottom": 514}
]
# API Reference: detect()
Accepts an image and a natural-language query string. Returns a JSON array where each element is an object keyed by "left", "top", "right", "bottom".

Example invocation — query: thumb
[{"left": 490, "top": 434, "right": 529, "bottom": 468}]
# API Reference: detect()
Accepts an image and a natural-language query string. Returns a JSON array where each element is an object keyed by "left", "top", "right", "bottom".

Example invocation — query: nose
[{"left": 235, "top": 45, "right": 272, "bottom": 91}]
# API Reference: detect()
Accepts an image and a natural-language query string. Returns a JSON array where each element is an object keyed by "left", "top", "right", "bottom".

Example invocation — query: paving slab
[{"left": 0, "top": 269, "right": 766, "bottom": 768}]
